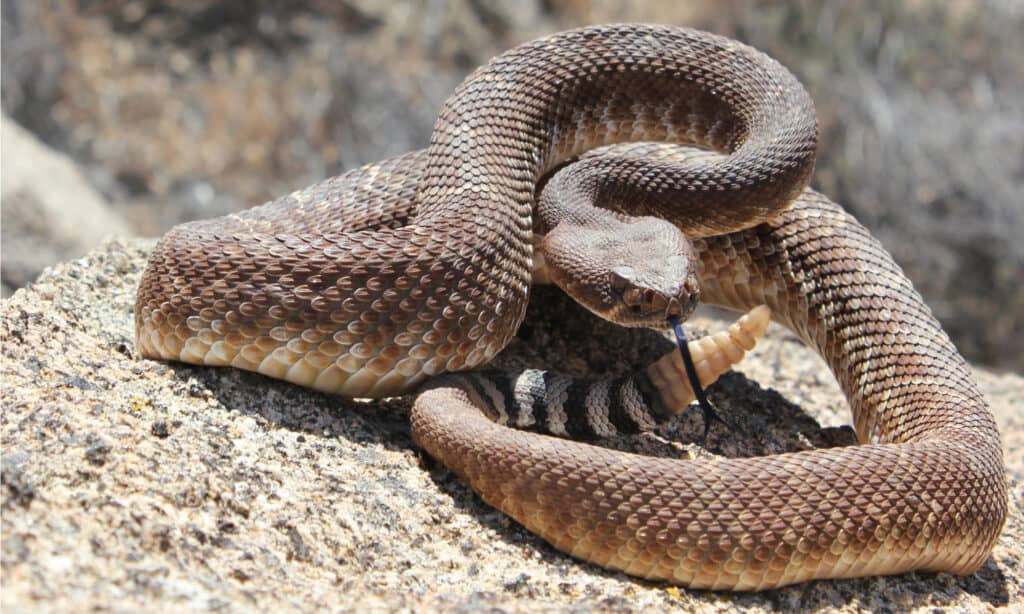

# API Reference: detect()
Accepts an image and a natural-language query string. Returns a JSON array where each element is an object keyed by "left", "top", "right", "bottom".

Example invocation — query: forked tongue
[{"left": 668, "top": 315, "right": 737, "bottom": 442}]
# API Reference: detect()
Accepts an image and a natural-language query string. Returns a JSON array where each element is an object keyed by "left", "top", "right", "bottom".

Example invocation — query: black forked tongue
[{"left": 668, "top": 315, "right": 737, "bottom": 444}]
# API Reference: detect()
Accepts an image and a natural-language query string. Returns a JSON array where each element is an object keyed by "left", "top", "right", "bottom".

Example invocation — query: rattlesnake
[{"left": 135, "top": 25, "right": 1006, "bottom": 590}]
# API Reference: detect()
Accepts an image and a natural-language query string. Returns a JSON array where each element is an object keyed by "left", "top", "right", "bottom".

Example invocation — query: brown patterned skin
[
  {"left": 135, "top": 25, "right": 1007, "bottom": 590},
  {"left": 136, "top": 24, "right": 816, "bottom": 397}
]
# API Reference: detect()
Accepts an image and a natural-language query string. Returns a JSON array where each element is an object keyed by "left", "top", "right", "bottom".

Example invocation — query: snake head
[{"left": 541, "top": 215, "right": 701, "bottom": 328}]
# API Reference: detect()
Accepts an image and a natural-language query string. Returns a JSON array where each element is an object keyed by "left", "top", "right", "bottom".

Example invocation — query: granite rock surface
[{"left": 1, "top": 240, "right": 1021, "bottom": 612}]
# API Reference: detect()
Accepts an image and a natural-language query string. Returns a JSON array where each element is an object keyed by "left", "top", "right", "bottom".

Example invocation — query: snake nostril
[{"left": 666, "top": 297, "right": 682, "bottom": 317}]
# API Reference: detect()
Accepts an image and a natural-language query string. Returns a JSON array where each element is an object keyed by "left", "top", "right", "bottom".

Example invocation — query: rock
[
  {"left": 1, "top": 241, "right": 1021, "bottom": 611},
  {"left": 1, "top": 114, "right": 131, "bottom": 296}
]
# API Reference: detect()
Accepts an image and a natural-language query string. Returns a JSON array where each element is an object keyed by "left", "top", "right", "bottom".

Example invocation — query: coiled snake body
[{"left": 136, "top": 25, "right": 1006, "bottom": 590}]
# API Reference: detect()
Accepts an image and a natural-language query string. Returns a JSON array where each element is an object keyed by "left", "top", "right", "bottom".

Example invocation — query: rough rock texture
[
  {"left": 2, "top": 241, "right": 1021, "bottom": 612},
  {"left": 2, "top": 0, "right": 1022, "bottom": 370},
  {"left": 0, "top": 114, "right": 131, "bottom": 296}
]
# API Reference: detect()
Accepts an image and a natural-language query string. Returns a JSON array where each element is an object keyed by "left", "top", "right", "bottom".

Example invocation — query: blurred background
[{"left": 2, "top": 0, "right": 1022, "bottom": 372}]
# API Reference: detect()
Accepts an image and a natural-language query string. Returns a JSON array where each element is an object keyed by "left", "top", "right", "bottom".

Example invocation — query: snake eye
[{"left": 623, "top": 287, "right": 643, "bottom": 307}]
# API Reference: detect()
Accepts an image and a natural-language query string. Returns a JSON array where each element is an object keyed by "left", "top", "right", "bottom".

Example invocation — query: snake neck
[{"left": 412, "top": 193, "right": 1006, "bottom": 589}]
